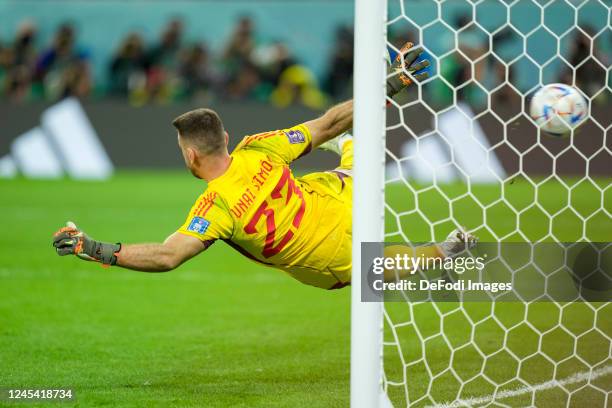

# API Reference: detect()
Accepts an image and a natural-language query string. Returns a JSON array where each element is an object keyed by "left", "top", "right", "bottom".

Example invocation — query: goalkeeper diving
[{"left": 52, "top": 42, "right": 476, "bottom": 290}]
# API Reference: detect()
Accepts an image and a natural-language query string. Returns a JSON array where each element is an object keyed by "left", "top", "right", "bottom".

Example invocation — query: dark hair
[{"left": 172, "top": 108, "right": 225, "bottom": 155}]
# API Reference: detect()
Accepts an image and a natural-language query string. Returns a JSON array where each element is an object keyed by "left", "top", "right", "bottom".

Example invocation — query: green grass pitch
[{"left": 0, "top": 172, "right": 610, "bottom": 407}]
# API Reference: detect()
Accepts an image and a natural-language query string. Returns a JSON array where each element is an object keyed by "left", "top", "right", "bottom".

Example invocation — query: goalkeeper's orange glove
[
  {"left": 52, "top": 221, "right": 121, "bottom": 266},
  {"left": 387, "top": 42, "right": 430, "bottom": 98}
]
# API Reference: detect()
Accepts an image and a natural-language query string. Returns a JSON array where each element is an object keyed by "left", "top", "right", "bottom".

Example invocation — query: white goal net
[{"left": 379, "top": 0, "right": 611, "bottom": 407}]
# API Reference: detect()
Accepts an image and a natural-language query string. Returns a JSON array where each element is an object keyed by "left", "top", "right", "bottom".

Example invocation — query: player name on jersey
[{"left": 230, "top": 158, "right": 274, "bottom": 219}]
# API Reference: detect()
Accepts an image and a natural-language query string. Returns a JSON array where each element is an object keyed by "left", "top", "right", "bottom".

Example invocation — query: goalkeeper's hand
[
  {"left": 439, "top": 227, "right": 478, "bottom": 258},
  {"left": 387, "top": 41, "right": 430, "bottom": 98},
  {"left": 52, "top": 221, "right": 121, "bottom": 266}
]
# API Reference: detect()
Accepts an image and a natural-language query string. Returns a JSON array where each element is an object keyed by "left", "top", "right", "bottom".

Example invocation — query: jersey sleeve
[
  {"left": 177, "top": 191, "right": 233, "bottom": 242},
  {"left": 234, "top": 123, "right": 312, "bottom": 164}
]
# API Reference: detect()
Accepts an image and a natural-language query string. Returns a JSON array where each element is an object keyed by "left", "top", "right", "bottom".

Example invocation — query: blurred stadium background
[
  {"left": 1, "top": 0, "right": 610, "bottom": 406},
  {"left": 1, "top": 0, "right": 608, "bottom": 172},
  {"left": 1, "top": 0, "right": 609, "bottom": 104}
]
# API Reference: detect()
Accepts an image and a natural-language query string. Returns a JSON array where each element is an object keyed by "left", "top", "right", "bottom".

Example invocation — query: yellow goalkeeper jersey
[{"left": 177, "top": 124, "right": 352, "bottom": 289}]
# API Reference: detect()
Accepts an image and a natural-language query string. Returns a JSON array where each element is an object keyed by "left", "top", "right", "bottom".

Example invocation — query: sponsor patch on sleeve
[
  {"left": 284, "top": 129, "right": 306, "bottom": 144},
  {"left": 187, "top": 216, "right": 210, "bottom": 234}
]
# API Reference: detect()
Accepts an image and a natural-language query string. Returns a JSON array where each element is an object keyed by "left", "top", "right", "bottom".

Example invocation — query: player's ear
[
  {"left": 224, "top": 131, "right": 229, "bottom": 146},
  {"left": 186, "top": 146, "right": 197, "bottom": 166}
]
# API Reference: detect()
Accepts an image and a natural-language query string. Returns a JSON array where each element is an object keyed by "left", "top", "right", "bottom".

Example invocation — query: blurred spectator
[
  {"left": 108, "top": 33, "right": 146, "bottom": 97},
  {"left": 254, "top": 41, "right": 296, "bottom": 87},
  {"left": 179, "top": 43, "right": 219, "bottom": 101},
  {"left": 434, "top": 15, "right": 506, "bottom": 108},
  {"left": 58, "top": 60, "right": 91, "bottom": 98},
  {"left": 34, "top": 22, "right": 91, "bottom": 100},
  {"left": 560, "top": 26, "right": 608, "bottom": 99},
  {"left": 324, "top": 25, "right": 353, "bottom": 99},
  {"left": 221, "top": 16, "right": 261, "bottom": 101},
  {"left": 4, "top": 65, "right": 33, "bottom": 102},
  {"left": 223, "top": 16, "right": 256, "bottom": 69},
  {"left": 146, "top": 18, "right": 183, "bottom": 71},
  {"left": 1, "top": 20, "right": 38, "bottom": 101},
  {"left": 456, "top": 16, "right": 487, "bottom": 80},
  {"left": 271, "top": 64, "right": 328, "bottom": 109},
  {"left": 13, "top": 20, "right": 38, "bottom": 67},
  {"left": 0, "top": 41, "right": 15, "bottom": 98},
  {"left": 226, "top": 61, "right": 266, "bottom": 101},
  {"left": 143, "top": 18, "right": 184, "bottom": 103}
]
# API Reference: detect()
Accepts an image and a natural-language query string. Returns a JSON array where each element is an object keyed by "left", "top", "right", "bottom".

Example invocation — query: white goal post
[{"left": 350, "top": 0, "right": 387, "bottom": 407}]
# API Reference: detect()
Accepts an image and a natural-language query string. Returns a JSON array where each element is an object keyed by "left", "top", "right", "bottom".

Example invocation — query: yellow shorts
[
  {"left": 297, "top": 140, "right": 353, "bottom": 289},
  {"left": 295, "top": 173, "right": 351, "bottom": 289}
]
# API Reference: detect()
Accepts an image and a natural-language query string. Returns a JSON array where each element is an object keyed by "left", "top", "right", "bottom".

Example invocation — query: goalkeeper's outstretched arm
[
  {"left": 305, "top": 99, "right": 354, "bottom": 148},
  {"left": 113, "top": 233, "right": 207, "bottom": 272},
  {"left": 52, "top": 222, "right": 207, "bottom": 272},
  {"left": 305, "top": 41, "right": 430, "bottom": 149}
]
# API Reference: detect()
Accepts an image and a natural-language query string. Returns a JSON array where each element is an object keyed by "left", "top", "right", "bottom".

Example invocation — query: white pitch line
[{"left": 430, "top": 365, "right": 612, "bottom": 408}]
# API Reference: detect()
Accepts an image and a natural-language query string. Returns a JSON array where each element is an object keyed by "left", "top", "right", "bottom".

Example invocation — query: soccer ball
[{"left": 529, "top": 83, "right": 587, "bottom": 137}]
